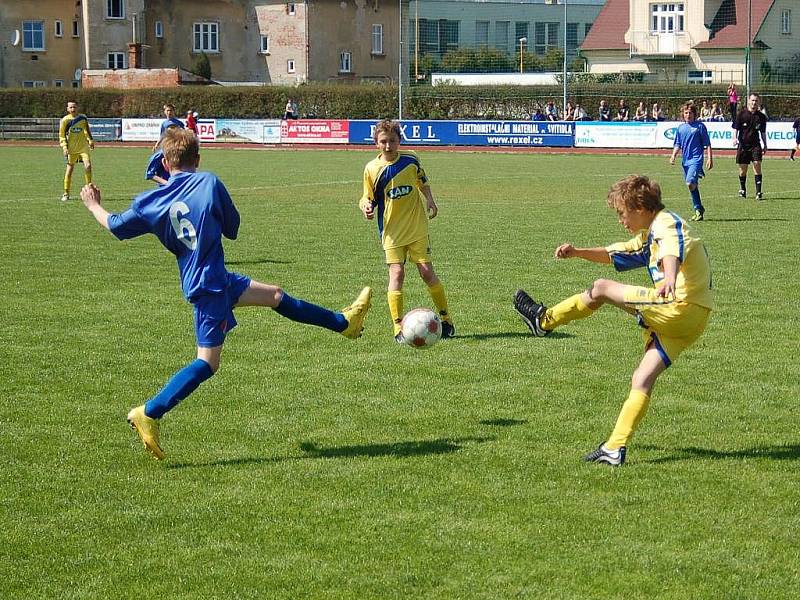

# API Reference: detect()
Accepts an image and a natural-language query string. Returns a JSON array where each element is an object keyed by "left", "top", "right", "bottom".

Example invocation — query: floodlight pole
[
  {"left": 562, "top": 0, "right": 568, "bottom": 116},
  {"left": 398, "top": 0, "right": 404, "bottom": 120},
  {"left": 745, "top": 0, "right": 751, "bottom": 96},
  {"left": 519, "top": 37, "right": 527, "bottom": 74}
]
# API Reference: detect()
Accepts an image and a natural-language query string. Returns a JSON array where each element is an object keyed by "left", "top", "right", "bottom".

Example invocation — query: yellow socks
[
  {"left": 540, "top": 293, "right": 594, "bottom": 331},
  {"left": 63, "top": 173, "right": 71, "bottom": 194},
  {"left": 606, "top": 389, "right": 651, "bottom": 450},
  {"left": 427, "top": 281, "right": 451, "bottom": 323},
  {"left": 84, "top": 168, "right": 93, "bottom": 185},
  {"left": 388, "top": 290, "right": 403, "bottom": 335}
]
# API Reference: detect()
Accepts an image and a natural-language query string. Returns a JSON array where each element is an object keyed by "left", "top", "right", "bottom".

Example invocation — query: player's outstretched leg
[
  {"left": 513, "top": 289, "right": 550, "bottom": 336},
  {"left": 127, "top": 405, "right": 166, "bottom": 460},
  {"left": 340, "top": 287, "right": 373, "bottom": 339}
]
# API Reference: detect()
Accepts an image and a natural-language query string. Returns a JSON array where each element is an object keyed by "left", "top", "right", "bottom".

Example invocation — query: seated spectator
[
  {"left": 651, "top": 102, "right": 665, "bottom": 121},
  {"left": 598, "top": 100, "right": 611, "bottom": 121},
  {"left": 699, "top": 100, "right": 712, "bottom": 121},
  {"left": 532, "top": 107, "right": 546, "bottom": 122},
  {"left": 710, "top": 101, "right": 724, "bottom": 121},
  {"left": 545, "top": 100, "right": 559, "bottom": 121},
  {"left": 564, "top": 101, "right": 575, "bottom": 121},
  {"left": 574, "top": 103, "right": 589, "bottom": 121},
  {"left": 613, "top": 99, "right": 629, "bottom": 121},
  {"left": 633, "top": 101, "right": 647, "bottom": 122}
]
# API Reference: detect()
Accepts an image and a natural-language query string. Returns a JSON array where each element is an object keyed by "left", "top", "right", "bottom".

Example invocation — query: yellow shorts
[
  {"left": 67, "top": 151, "right": 91, "bottom": 166},
  {"left": 384, "top": 237, "right": 431, "bottom": 265},
  {"left": 623, "top": 285, "right": 711, "bottom": 367}
]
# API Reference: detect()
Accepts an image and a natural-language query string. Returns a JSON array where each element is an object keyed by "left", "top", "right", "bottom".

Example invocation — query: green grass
[{"left": 2, "top": 144, "right": 799, "bottom": 599}]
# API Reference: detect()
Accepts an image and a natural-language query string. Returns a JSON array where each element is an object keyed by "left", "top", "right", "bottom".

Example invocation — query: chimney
[{"left": 128, "top": 43, "right": 142, "bottom": 68}]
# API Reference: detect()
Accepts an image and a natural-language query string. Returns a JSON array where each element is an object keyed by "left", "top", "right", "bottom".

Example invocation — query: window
[
  {"left": 340, "top": 51, "right": 352, "bottom": 73},
  {"left": 22, "top": 21, "right": 45, "bottom": 51},
  {"left": 155, "top": 21, "right": 163, "bottom": 39},
  {"left": 687, "top": 70, "right": 712, "bottom": 84},
  {"left": 418, "top": 19, "right": 459, "bottom": 56},
  {"left": 72, "top": 80, "right": 80, "bottom": 88},
  {"left": 287, "top": 59, "right": 296, "bottom": 73},
  {"left": 55, "top": 20, "right": 63, "bottom": 38},
  {"left": 107, "top": 0, "right": 125, "bottom": 19},
  {"left": 72, "top": 20, "right": 80, "bottom": 37},
  {"left": 651, "top": 3, "right": 684, "bottom": 33},
  {"left": 566, "top": 22, "right": 578, "bottom": 55},
  {"left": 23, "top": 81, "right": 46, "bottom": 88},
  {"left": 475, "top": 21, "right": 489, "bottom": 47},
  {"left": 515, "top": 21, "right": 528, "bottom": 44},
  {"left": 193, "top": 22, "right": 219, "bottom": 52},
  {"left": 585, "top": 23, "right": 593, "bottom": 37},
  {"left": 260, "top": 35, "right": 270, "bottom": 53},
  {"left": 371, "top": 24, "right": 383, "bottom": 54},
  {"left": 287, "top": 3, "right": 296, "bottom": 15},
  {"left": 781, "top": 9, "right": 791, "bottom": 34},
  {"left": 494, "top": 21, "right": 509, "bottom": 52},
  {"left": 107, "top": 52, "right": 125, "bottom": 69},
  {"left": 534, "top": 22, "right": 559, "bottom": 55},
  {"left": 54, "top": 79, "right": 64, "bottom": 87}
]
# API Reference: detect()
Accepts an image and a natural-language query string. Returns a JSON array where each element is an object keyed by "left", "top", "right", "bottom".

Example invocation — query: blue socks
[
  {"left": 273, "top": 291, "right": 347, "bottom": 332},
  {"left": 144, "top": 359, "right": 214, "bottom": 419},
  {"left": 690, "top": 187, "right": 703, "bottom": 212}
]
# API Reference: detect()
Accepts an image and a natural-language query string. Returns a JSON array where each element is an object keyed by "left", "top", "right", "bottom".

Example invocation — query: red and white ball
[{"left": 401, "top": 308, "right": 442, "bottom": 349}]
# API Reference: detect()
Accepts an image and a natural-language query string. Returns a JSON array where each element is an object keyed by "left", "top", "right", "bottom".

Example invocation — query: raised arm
[
  {"left": 554, "top": 243, "right": 612, "bottom": 264},
  {"left": 80, "top": 183, "right": 111, "bottom": 230}
]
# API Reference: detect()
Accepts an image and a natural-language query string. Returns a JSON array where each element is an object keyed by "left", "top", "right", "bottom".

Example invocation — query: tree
[{"left": 191, "top": 52, "right": 212, "bottom": 80}]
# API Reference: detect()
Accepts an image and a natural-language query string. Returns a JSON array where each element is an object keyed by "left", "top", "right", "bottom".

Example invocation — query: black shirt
[{"left": 733, "top": 109, "right": 767, "bottom": 148}]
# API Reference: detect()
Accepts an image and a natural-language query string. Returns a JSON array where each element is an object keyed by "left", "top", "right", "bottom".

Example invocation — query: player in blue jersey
[
  {"left": 514, "top": 175, "right": 713, "bottom": 466},
  {"left": 670, "top": 102, "right": 713, "bottom": 221},
  {"left": 80, "top": 128, "right": 372, "bottom": 460},
  {"left": 144, "top": 149, "right": 169, "bottom": 185},
  {"left": 152, "top": 103, "right": 185, "bottom": 151},
  {"left": 359, "top": 119, "right": 454, "bottom": 342}
]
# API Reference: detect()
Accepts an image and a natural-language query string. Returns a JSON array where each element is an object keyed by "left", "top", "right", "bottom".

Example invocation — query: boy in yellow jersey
[
  {"left": 359, "top": 119, "right": 454, "bottom": 342},
  {"left": 59, "top": 101, "right": 95, "bottom": 202},
  {"left": 514, "top": 175, "right": 713, "bottom": 466}
]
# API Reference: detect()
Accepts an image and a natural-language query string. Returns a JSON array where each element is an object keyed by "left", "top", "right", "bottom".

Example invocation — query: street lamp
[{"left": 519, "top": 37, "right": 527, "bottom": 74}]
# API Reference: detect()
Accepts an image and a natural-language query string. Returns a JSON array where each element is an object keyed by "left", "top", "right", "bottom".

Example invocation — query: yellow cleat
[
  {"left": 341, "top": 287, "right": 373, "bottom": 339},
  {"left": 127, "top": 405, "right": 166, "bottom": 460}
]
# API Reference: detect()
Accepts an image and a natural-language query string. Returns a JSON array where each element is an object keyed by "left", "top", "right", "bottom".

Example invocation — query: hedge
[{"left": 1, "top": 83, "right": 798, "bottom": 121}]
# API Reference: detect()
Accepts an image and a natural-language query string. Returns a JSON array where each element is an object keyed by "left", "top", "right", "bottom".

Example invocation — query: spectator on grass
[
  {"left": 186, "top": 110, "right": 199, "bottom": 135},
  {"left": 699, "top": 100, "right": 712, "bottom": 121},
  {"left": 633, "top": 102, "right": 648, "bottom": 122},
  {"left": 545, "top": 100, "right": 559, "bottom": 121},
  {"left": 598, "top": 100, "right": 611, "bottom": 121},
  {"left": 710, "top": 101, "right": 724, "bottom": 121},
  {"left": 727, "top": 83, "right": 738, "bottom": 121},
  {"left": 284, "top": 99, "right": 298, "bottom": 120},
  {"left": 574, "top": 103, "right": 589, "bottom": 121},
  {"left": 651, "top": 102, "right": 666, "bottom": 121},
  {"left": 532, "top": 108, "right": 546, "bottom": 122},
  {"left": 613, "top": 99, "right": 630, "bottom": 121}
]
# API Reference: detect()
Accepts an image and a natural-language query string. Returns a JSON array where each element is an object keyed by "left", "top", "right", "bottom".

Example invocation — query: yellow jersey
[
  {"left": 606, "top": 210, "right": 714, "bottom": 310},
  {"left": 360, "top": 150, "right": 429, "bottom": 249},
  {"left": 59, "top": 113, "right": 93, "bottom": 155}
]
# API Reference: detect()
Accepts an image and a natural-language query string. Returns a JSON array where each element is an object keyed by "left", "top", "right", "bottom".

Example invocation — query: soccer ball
[{"left": 401, "top": 308, "right": 442, "bottom": 349}]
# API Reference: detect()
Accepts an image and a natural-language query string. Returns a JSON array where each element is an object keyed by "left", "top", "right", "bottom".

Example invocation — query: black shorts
[{"left": 736, "top": 145, "right": 763, "bottom": 165}]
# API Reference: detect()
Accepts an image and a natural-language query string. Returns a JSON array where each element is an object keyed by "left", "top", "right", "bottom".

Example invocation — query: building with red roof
[{"left": 580, "top": 0, "right": 797, "bottom": 85}]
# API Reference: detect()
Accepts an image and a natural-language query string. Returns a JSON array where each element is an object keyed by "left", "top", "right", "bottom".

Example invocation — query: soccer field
[{"left": 2, "top": 144, "right": 799, "bottom": 599}]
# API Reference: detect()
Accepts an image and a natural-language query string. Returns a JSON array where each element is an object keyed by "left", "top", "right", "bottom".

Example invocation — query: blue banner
[
  {"left": 88, "top": 118, "right": 122, "bottom": 141},
  {"left": 349, "top": 120, "right": 574, "bottom": 147}
]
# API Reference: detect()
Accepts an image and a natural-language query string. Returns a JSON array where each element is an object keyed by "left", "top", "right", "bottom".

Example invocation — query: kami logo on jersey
[{"left": 387, "top": 185, "right": 413, "bottom": 200}]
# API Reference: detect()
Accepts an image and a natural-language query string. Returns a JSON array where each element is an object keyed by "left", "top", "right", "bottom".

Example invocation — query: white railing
[{"left": 629, "top": 31, "right": 692, "bottom": 57}]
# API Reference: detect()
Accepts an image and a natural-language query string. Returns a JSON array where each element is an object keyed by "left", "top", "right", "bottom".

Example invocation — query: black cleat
[
  {"left": 441, "top": 320, "right": 455, "bottom": 339},
  {"left": 755, "top": 191, "right": 764, "bottom": 201},
  {"left": 583, "top": 444, "right": 626, "bottom": 466},
  {"left": 513, "top": 289, "right": 550, "bottom": 337},
  {"left": 738, "top": 189, "right": 746, "bottom": 199},
  {"left": 394, "top": 332, "right": 405, "bottom": 344}
]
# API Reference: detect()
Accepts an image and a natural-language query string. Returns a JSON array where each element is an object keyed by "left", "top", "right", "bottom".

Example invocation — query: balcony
[{"left": 629, "top": 31, "right": 692, "bottom": 57}]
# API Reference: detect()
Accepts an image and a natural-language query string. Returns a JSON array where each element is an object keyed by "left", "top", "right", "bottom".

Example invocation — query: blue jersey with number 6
[{"left": 108, "top": 171, "right": 240, "bottom": 301}]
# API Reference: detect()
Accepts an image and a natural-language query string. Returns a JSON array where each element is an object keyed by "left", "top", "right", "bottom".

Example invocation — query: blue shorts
[
  {"left": 193, "top": 272, "right": 251, "bottom": 347},
  {"left": 682, "top": 162, "right": 705, "bottom": 185}
]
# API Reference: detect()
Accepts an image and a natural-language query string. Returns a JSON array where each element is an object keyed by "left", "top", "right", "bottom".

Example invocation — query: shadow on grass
[
  {"left": 226, "top": 258, "right": 293, "bottom": 265},
  {"left": 640, "top": 444, "right": 800, "bottom": 464},
  {"left": 479, "top": 418, "right": 528, "bottom": 427},
  {"left": 298, "top": 436, "right": 494, "bottom": 459},
  {"left": 458, "top": 331, "right": 573, "bottom": 341},
  {"left": 167, "top": 436, "right": 494, "bottom": 469}
]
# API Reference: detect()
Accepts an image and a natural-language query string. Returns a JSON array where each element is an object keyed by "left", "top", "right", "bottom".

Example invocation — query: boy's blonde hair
[
  {"left": 373, "top": 119, "right": 402, "bottom": 143},
  {"left": 682, "top": 102, "right": 698, "bottom": 118},
  {"left": 162, "top": 128, "right": 199, "bottom": 169},
  {"left": 163, "top": 103, "right": 175, "bottom": 111},
  {"left": 607, "top": 175, "right": 665, "bottom": 213}
]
